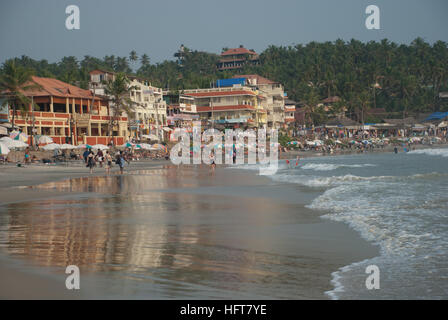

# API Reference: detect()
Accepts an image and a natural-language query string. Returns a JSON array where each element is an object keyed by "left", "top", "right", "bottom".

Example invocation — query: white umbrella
[
  {"left": 91, "top": 144, "right": 109, "bottom": 150},
  {"left": 60, "top": 143, "right": 76, "bottom": 150},
  {"left": 142, "top": 134, "right": 159, "bottom": 141},
  {"left": 0, "top": 126, "right": 7, "bottom": 135},
  {"left": 139, "top": 143, "right": 152, "bottom": 150},
  {"left": 0, "top": 141, "right": 10, "bottom": 155},
  {"left": 0, "top": 137, "right": 28, "bottom": 149},
  {"left": 38, "top": 135, "right": 53, "bottom": 144},
  {"left": 42, "top": 143, "right": 61, "bottom": 151}
]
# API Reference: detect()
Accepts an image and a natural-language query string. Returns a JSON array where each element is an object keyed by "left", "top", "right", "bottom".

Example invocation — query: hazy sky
[{"left": 1, "top": 0, "right": 447, "bottom": 64}]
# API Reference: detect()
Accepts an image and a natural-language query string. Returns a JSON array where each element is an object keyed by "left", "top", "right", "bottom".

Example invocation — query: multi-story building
[
  {"left": 233, "top": 75, "right": 285, "bottom": 129},
  {"left": 89, "top": 70, "right": 167, "bottom": 140},
  {"left": 2, "top": 76, "right": 128, "bottom": 146},
  {"left": 182, "top": 85, "right": 267, "bottom": 129},
  {"left": 164, "top": 93, "right": 199, "bottom": 127},
  {"left": 217, "top": 46, "right": 260, "bottom": 72},
  {"left": 284, "top": 98, "right": 297, "bottom": 127}
]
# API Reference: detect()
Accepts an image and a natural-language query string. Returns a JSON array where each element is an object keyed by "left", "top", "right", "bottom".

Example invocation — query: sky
[{"left": 1, "top": 0, "right": 447, "bottom": 65}]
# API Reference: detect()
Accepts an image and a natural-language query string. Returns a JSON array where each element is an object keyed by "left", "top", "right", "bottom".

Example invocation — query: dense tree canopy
[{"left": 2, "top": 38, "right": 448, "bottom": 122}]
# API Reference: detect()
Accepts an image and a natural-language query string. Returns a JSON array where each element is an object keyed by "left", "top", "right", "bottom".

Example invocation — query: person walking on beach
[
  {"left": 97, "top": 149, "right": 104, "bottom": 168},
  {"left": 116, "top": 151, "right": 125, "bottom": 174},
  {"left": 209, "top": 151, "right": 216, "bottom": 172},
  {"left": 105, "top": 151, "right": 112, "bottom": 175},
  {"left": 83, "top": 149, "right": 90, "bottom": 164},
  {"left": 23, "top": 148, "right": 30, "bottom": 164},
  {"left": 87, "top": 150, "right": 95, "bottom": 174},
  {"left": 232, "top": 143, "right": 237, "bottom": 164}
]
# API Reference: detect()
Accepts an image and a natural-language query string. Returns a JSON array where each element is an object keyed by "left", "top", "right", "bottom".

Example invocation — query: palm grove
[{"left": 1, "top": 38, "right": 447, "bottom": 126}]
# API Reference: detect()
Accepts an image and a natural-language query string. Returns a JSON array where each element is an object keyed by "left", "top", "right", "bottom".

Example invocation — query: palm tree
[
  {"left": 303, "top": 88, "right": 320, "bottom": 127},
  {"left": 0, "top": 60, "right": 41, "bottom": 129},
  {"left": 356, "top": 91, "right": 371, "bottom": 125},
  {"left": 103, "top": 73, "right": 137, "bottom": 140},
  {"left": 129, "top": 51, "right": 138, "bottom": 63},
  {"left": 140, "top": 54, "right": 150, "bottom": 67}
]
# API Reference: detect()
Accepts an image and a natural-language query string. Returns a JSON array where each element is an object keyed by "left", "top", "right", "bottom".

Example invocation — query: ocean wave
[
  {"left": 300, "top": 163, "right": 376, "bottom": 171},
  {"left": 306, "top": 175, "right": 448, "bottom": 299},
  {"left": 272, "top": 171, "right": 448, "bottom": 188},
  {"left": 408, "top": 148, "right": 448, "bottom": 157}
]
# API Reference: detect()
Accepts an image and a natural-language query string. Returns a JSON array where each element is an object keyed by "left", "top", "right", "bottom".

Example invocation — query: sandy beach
[{"left": 0, "top": 157, "right": 380, "bottom": 299}]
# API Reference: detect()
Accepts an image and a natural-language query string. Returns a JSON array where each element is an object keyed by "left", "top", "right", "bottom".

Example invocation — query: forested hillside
[{"left": 3, "top": 38, "right": 448, "bottom": 121}]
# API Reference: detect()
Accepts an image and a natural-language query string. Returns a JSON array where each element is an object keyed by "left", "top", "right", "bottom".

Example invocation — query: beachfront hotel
[
  {"left": 182, "top": 81, "right": 268, "bottom": 129},
  {"left": 165, "top": 93, "right": 199, "bottom": 128},
  {"left": 2, "top": 76, "right": 128, "bottom": 146},
  {"left": 89, "top": 70, "right": 167, "bottom": 140},
  {"left": 166, "top": 74, "right": 290, "bottom": 130},
  {"left": 233, "top": 75, "right": 286, "bottom": 129}
]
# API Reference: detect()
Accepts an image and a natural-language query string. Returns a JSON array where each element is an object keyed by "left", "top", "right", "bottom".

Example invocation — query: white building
[{"left": 89, "top": 70, "right": 167, "bottom": 140}]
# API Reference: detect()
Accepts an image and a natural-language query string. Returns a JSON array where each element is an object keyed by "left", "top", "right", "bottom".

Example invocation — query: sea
[
  {"left": 0, "top": 148, "right": 447, "bottom": 299},
  {"left": 258, "top": 148, "right": 448, "bottom": 299}
]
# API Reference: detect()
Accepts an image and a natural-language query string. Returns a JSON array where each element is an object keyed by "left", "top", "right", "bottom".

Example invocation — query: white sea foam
[
  {"left": 306, "top": 173, "right": 448, "bottom": 299},
  {"left": 300, "top": 163, "right": 376, "bottom": 171},
  {"left": 408, "top": 148, "right": 448, "bottom": 157},
  {"left": 262, "top": 151, "right": 448, "bottom": 299}
]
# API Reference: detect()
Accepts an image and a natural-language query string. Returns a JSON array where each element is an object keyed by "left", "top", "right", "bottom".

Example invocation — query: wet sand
[{"left": 0, "top": 162, "right": 379, "bottom": 299}]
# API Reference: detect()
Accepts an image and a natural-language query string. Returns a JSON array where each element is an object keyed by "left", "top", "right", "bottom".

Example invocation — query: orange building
[{"left": 8, "top": 76, "right": 128, "bottom": 146}]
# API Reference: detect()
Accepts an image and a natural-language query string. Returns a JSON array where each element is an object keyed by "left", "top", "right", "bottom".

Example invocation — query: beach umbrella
[
  {"left": 10, "top": 131, "right": 28, "bottom": 142},
  {"left": 60, "top": 143, "right": 76, "bottom": 150},
  {"left": 152, "top": 144, "right": 166, "bottom": 151},
  {"left": 76, "top": 144, "right": 92, "bottom": 149},
  {"left": 142, "top": 134, "right": 159, "bottom": 141},
  {"left": 0, "top": 142, "right": 10, "bottom": 155},
  {"left": 0, "top": 126, "right": 8, "bottom": 135},
  {"left": 306, "top": 140, "right": 315, "bottom": 146},
  {"left": 0, "top": 137, "right": 28, "bottom": 149},
  {"left": 335, "top": 140, "right": 343, "bottom": 144},
  {"left": 121, "top": 142, "right": 135, "bottom": 148},
  {"left": 139, "top": 143, "right": 152, "bottom": 150},
  {"left": 42, "top": 143, "right": 61, "bottom": 151},
  {"left": 91, "top": 144, "right": 109, "bottom": 150},
  {"left": 38, "top": 135, "right": 53, "bottom": 144}
]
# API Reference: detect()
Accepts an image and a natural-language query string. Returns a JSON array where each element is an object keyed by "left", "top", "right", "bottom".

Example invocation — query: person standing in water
[
  {"left": 116, "top": 151, "right": 125, "bottom": 174},
  {"left": 87, "top": 151, "right": 95, "bottom": 174},
  {"left": 105, "top": 151, "right": 112, "bottom": 175}
]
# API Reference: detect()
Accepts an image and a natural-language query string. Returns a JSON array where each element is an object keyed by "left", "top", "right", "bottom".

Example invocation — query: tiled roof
[
  {"left": 184, "top": 90, "right": 256, "bottom": 98},
  {"left": 221, "top": 47, "right": 257, "bottom": 56},
  {"left": 89, "top": 69, "right": 115, "bottom": 75},
  {"left": 23, "top": 76, "right": 98, "bottom": 100},
  {"left": 196, "top": 105, "right": 256, "bottom": 113}
]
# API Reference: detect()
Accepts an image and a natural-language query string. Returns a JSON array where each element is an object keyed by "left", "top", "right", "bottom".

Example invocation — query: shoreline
[
  {"left": 280, "top": 142, "right": 448, "bottom": 159},
  {"left": 0, "top": 149, "right": 417, "bottom": 299}
]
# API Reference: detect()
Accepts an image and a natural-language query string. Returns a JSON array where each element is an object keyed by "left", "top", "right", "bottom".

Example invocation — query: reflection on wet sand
[{"left": 0, "top": 167, "right": 330, "bottom": 298}]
